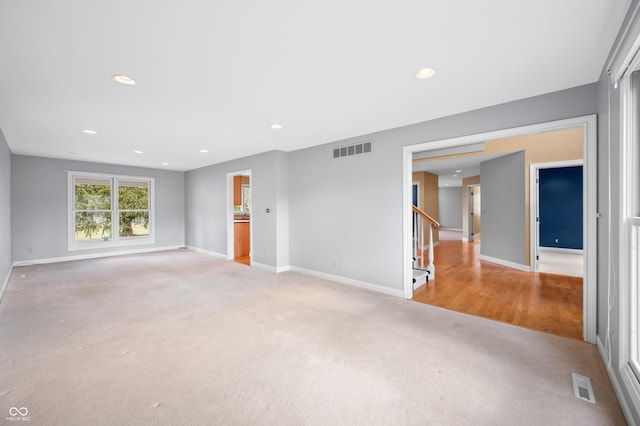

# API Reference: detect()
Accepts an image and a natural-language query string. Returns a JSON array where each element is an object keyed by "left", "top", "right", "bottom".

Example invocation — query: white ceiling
[
  {"left": 0, "top": 0, "right": 630, "bottom": 171},
  {"left": 413, "top": 152, "right": 514, "bottom": 187}
]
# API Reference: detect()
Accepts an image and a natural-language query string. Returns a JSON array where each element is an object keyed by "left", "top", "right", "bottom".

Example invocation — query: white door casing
[{"left": 403, "top": 115, "right": 597, "bottom": 343}]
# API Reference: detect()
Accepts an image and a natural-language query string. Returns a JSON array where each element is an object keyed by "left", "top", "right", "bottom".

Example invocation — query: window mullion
[{"left": 113, "top": 177, "right": 118, "bottom": 243}]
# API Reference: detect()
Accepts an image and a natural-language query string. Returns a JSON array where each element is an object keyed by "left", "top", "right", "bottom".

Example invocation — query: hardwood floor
[
  {"left": 234, "top": 256, "right": 250, "bottom": 265},
  {"left": 412, "top": 237, "right": 583, "bottom": 340}
]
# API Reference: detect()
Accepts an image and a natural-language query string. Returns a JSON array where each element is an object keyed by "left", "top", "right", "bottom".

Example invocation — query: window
[
  {"left": 118, "top": 180, "right": 150, "bottom": 238},
  {"left": 73, "top": 177, "right": 112, "bottom": 242},
  {"left": 615, "top": 39, "right": 640, "bottom": 414},
  {"left": 625, "top": 70, "right": 640, "bottom": 378},
  {"left": 68, "top": 172, "right": 154, "bottom": 250},
  {"left": 241, "top": 184, "right": 251, "bottom": 213}
]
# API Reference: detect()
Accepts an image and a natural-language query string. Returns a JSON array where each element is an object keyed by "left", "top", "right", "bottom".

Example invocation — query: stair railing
[{"left": 412, "top": 205, "right": 440, "bottom": 281}]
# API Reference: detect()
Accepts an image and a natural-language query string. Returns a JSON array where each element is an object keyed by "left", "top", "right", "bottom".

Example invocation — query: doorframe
[
  {"left": 529, "top": 160, "right": 584, "bottom": 273},
  {"left": 226, "top": 169, "right": 253, "bottom": 263},
  {"left": 402, "top": 114, "right": 597, "bottom": 343},
  {"left": 466, "top": 184, "right": 480, "bottom": 242}
]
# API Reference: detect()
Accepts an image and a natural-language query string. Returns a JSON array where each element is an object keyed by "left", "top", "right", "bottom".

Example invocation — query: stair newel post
[{"left": 427, "top": 222, "right": 435, "bottom": 280}]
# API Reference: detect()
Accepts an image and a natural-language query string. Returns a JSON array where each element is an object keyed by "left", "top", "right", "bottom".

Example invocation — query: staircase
[
  {"left": 412, "top": 205, "right": 439, "bottom": 289},
  {"left": 413, "top": 268, "right": 428, "bottom": 287}
]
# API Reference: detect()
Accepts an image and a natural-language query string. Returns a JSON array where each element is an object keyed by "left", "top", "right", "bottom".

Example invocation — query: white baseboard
[
  {"left": 249, "top": 262, "right": 289, "bottom": 273},
  {"left": 275, "top": 265, "right": 291, "bottom": 273},
  {"left": 439, "top": 228, "right": 462, "bottom": 232},
  {"left": 235, "top": 262, "right": 402, "bottom": 298},
  {"left": 186, "top": 248, "right": 290, "bottom": 273},
  {"left": 287, "top": 266, "right": 404, "bottom": 298},
  {"left": 12, "top": 245, "right": 185, "bottom": 267},
  {"left": 185, "top": 246, "right": 228, "bottom": 260},
  {"left": 252, "top": 262, "right": 273, "bottom": 272},
  {"left": 478, "top": 254, "right": 531, "bottom": 272},
  {"left": 0, "top": 264, "right": 13, "bottom": 304},
  {"left": 597, "top": 335, "right": 634, "bottom": 425}
]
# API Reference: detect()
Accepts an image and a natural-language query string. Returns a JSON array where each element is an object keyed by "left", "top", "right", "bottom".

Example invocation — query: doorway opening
[
  {"left": 531, "top": 161, "right": 584, "bottom": 277},
  {"left": 402, "top": 115, "right": 597, "bottom": 343},
  {"left": 226, "top": 170, "right": 252, "bottom": 266}
]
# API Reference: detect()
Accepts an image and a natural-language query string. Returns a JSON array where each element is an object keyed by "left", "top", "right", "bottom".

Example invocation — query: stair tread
[{"left": 413, "top": 269, "right": 428, "bottom": 278}]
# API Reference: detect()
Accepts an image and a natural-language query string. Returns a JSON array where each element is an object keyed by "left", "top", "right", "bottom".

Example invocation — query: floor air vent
[
  {"left": 333, "top": 141, "right": 372, "bottom": 158},
  {"left": 571, "top": 372, "right": 596, "bottom": 404}
]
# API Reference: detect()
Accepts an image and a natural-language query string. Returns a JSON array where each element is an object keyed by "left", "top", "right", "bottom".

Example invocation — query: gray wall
[
  {"left": 438, "top": 187, "right": 463, "bottom": 229},
  {"left": 275, "top": 151, "right": 290, "bottom": 269},
  {"left": 479, "top": 152, "right": 526, "bottom": 266},
  {"left": 11, "top": 155, "right": 185, "bottom": 262},
  {"left": 288, "top": 84, "right": 597, "bottom": 290},
  {"left": 0, "top": 131, "right": 11, "bottom": 292},
  {"left": 185, "top": 150, "right": 289, "bottom": 268}
]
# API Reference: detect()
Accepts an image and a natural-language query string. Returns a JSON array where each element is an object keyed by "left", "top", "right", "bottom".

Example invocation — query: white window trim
[
  {"left": 610, "top": 3, "right": 640, "bottom": 417},
  {"left": 67, "top": 171, "right": 155, "bottom": 251},
  {"left": 616, "top": 63, "right": 640, "bottom": 417}
]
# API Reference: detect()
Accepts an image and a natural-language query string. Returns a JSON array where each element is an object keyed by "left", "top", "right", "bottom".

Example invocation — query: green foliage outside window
[
  {"left": 74, "top": 180, "right": 149, "bottom": 241},
  {"left": 242, "top": 184, "right": 251, "bottom": 213},
  {"left": 74, "top": 183, "right": 112, "bottom": 240},
  {"left": 119, "top": 184, "right": 149, "bottom": 237}
]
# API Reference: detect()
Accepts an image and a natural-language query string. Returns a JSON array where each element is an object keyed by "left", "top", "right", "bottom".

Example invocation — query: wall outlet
[{"left": 333, "top": 259, "right": 338, "bottom": 267}]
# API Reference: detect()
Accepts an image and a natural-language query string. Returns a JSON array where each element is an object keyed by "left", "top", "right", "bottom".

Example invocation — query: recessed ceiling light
[
  {"left": 112, "top": 74, "right": 136, "bottom": 86},
  {"left": 161, "top": 162, "right": 169, "bottom": 166},
  {"left": 200, "top": 149, "right": 209, "bottom": 153},
  {"left": 415, "top": 68, "right": 436, "bottom": 79},
  {"left": 82, "top": 129, "right": 97, "bottom": 135},
  {"left": 133, "top": 150, "right": 143, "bottom": 154},
  {"left": 455, "top": 169, "right": 462, "bottom": 173},
  {"left": 453, "top": 174, "right": 458, "bottom": 177},
  {"left": 270, "top": 123, "right": 283, "bottom": 130}
]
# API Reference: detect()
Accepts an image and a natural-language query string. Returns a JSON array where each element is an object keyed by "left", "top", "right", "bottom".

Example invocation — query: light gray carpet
[{"left": 0, "top": 250, "right": 625, "bottom": 425}]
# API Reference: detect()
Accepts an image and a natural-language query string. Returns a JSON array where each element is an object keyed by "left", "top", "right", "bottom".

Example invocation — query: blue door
[{"left": 538, "top": 166, "right": 583, "bottom": 250}]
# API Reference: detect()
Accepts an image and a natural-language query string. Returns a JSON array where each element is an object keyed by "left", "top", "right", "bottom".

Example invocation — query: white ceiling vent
[{"left": 333, "top": 141, "right": 373, "bottom": 159}]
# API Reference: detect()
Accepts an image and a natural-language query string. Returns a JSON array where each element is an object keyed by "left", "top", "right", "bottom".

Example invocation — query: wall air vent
[{"left": 333, "top": 141, "right": 373, "bottom": 159}]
